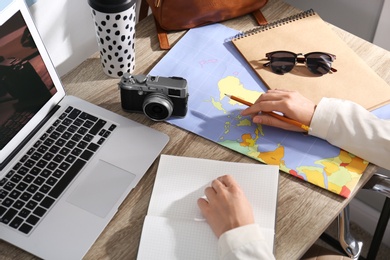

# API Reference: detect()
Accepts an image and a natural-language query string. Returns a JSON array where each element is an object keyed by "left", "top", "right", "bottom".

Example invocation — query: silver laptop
[{"left": 0, "top": 0, "right": 169, "bottom": 259}]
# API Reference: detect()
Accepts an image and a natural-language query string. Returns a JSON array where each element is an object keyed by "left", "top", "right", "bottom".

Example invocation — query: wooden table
[{"left": 1, "top": 0, "right": 389, "bottom": 259}]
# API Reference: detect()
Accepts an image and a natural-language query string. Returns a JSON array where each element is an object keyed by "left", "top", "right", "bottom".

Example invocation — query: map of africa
[{"left": 150, "top": 23, "right": 368, "bottom": 198}]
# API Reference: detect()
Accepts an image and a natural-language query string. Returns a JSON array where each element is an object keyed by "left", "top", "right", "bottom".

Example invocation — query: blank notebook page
[{"left": 137, "top": 155, "right": 279, "bottom": 259}]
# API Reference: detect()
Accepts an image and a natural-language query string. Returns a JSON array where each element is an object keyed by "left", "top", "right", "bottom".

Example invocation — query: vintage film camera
[{"left": 119, "top": 73, "right": 189, "bottom": 121}]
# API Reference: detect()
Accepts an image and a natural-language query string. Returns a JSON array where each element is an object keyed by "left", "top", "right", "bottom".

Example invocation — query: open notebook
[
  {"left": 137, "top": 155, "right": 279, "bottom": 259},
  {"left": 231, "top": 9, "right": 390, "bottom": 111}
]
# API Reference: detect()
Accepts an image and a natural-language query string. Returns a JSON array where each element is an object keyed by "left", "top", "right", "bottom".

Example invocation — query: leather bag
[{"left": 143, "top": 0, "right": 268, "bottom": 49}]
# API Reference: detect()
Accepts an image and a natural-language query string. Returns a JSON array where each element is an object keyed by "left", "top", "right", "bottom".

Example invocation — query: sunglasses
[{"left": 262, "top": 51, "right": 337, "bottom": 75}]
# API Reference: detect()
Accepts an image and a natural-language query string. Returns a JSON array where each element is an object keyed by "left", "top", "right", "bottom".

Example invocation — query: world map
[{"left": 149, "top": 23, "right": 367, "bottom": 198}]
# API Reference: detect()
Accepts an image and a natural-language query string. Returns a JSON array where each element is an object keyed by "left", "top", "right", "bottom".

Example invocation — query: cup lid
[{"left": 88, "top": 0, "right": 136, "bottom": 13}]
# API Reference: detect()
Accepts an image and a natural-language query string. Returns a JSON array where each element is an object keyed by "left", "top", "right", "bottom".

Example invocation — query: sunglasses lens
[
  {"left": 269, "top": 52, "right": 296, "bottom": 74},
  {"left": 306, "top": 53, "right": 333, "bottom": 75}
]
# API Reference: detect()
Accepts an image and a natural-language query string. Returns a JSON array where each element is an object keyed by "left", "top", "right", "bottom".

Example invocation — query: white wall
[
  {"left": 283, "top": 0, "right": 390, "bottom": 51},
  {"left": 373, "top": 0, "right": 390, "bottom": 51},
  {"left": 28, "top": 0, "right": 97, "bottom": 76},
  {"left": 28, "top": 0, "right": 143, "bottom": 77}
]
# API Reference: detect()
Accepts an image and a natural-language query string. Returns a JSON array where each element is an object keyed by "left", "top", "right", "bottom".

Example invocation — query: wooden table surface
[{"left": 1, "top": 0, "right": 389, "bottom": 259}]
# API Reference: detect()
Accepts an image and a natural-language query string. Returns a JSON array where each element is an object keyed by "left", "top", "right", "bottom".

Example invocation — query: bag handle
[
  {"left": 252, "top": 9, "right": 268, "bottom": 25},
  {"left": 155, "top": 18, "right": 172, "bottom": 50}
]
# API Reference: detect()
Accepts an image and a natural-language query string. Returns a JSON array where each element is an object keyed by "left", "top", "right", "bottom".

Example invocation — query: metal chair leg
[
  {"left": 363, "top": 172, "right": 390, "bottom": 259},
  {"left": 366, "top": 197, "right": 390, "bottom": 259},
  {"left": 338, "top": 205, "right": 363, "bottom": 259}
]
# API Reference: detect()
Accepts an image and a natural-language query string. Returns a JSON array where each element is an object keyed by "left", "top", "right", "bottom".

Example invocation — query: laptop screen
[
  {"left": 0, "top": 0, "right": 67, "bottom": 167},
  {"left": 0, "top": 11, "right": 56, "bottom": 150}
]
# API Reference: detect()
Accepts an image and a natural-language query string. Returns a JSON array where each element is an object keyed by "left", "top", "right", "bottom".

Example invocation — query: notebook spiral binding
[{"left": 231, "top": 9, "right": 315, "bottom": 41}]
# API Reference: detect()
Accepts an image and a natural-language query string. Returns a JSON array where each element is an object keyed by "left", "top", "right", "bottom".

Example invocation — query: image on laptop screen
[{"left": 0, "top": 11, "right": 57, "bottom": 150}]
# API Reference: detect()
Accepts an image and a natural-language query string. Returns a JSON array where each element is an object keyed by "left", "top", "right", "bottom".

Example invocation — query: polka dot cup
[{"left": 90, "top": 4, "right": 136, "bottom": 78}]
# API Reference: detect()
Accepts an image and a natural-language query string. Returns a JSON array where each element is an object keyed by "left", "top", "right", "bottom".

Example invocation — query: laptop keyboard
[{"left": 0, "top": 106, "right": 117, "bottom": 235}]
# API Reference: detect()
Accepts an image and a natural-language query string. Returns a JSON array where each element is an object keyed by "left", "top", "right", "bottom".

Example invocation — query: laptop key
[
  {"left": 0, "top": 208, "right": 17, "bottom": 224},
  {"left": 48, "top": 159, "right": 86, "bottom": 199},
  {"left": 23, "top": 174, "right": 35, "bottom": 183},
  {"left": 59, "top": 162, "right": 70, "bottom": 171},
  {"left": 17, "top": 167, "right": 29, "bottom": 175},
  {"left": 87, "top": 143, "right": 99, "bottom": 152},
  {"left": 29, "top": 167, "right": 41, "bottom": 176},
  {"left": 36, "top": 160, "right": 48, "bottom": 169},
  {"left": 10, "top": 174, "right": 23, "bottom": 183},
  {"left": 25, "top": 200, "right": 38, "bottom": 210},
  {"left": 13, "top": 200, "right": 25, "bottom": 210},
  {"left": 83, "top": 134, "right": 93, "bottom": 142},
  {"left": 68, "top": 108, "right": 81, "bottom": 119},
  {"left": 40, "top": 197, "right": 55, "bottom": 209},
  {"left": 49, "top": 145, "right": 60, "bottom": 154},
  {"left": 32, "top": 192, "right": 44, "bottom": 202},
  {"left": 16, "top": 182, "right": 28, "bottom": 192},
  {"left": 53, "top": 170, "right": 64, "bottom": 178},
  {"left": 83, "top": 120, "right": 94, "bottom": 129},
  {"left": 40, "top": 184, "right": 52, "bottom": 193},
  {"left": 71, "top": 148, "right": 82, "bottom": 156},
  {"left": 80, "top": 112, "right": 98, "bottom": 122},
  {"left": 0, "top": 206, "right": 6, "bottom": 216},
  {"left": 67, "top": 125, "right": 78, "bottom": 133},
  {"left": 10, "top": 216, "right": 23, "bottom": 229},
  {"left": 19, "top": 223, "right": 33, "bottom": 234},
  {"left": 2, "top": 198, "right": 14, "bottom": 207},
  {"left": 109, "top": 124, "right": 117, "bottom": 131},
  {"left": 27, "top": 184, "right": 39, "bottom": 194},
  {"left": 0, "top": 190, "right": 8, "bottom": 199},
  {"left": 12, "top": 162, "right": 22, "bottom": 170},
  {"left": 77, "top": 127, "right": 88, "bottom": 135},
  {"left": 89, "top": 119, "right": 106, "bottom": 135},
  {"left": 39, "top": 170, "right": 50, "bottom": 179},
  {"left": 4, "top": 182, "right": 15, "bottom": 191},
  {"left": 53, "top": 154, "right": 64, "bottom": 163},
  {"left": 73, "top": 118, "right": 84, "bottom": 126},
  {"left": 98, "top": 138, "right": 105, "bottom": 145},
  {"left": 65, "top": 106, "right": 73, "bottom": 113},
  {"left": 49, "top": 132, "right": 60, "bottom": 140},
  {"left": 26, "top": 214, "right": 39, "bottom": 225},
  {"left": 9, "top": 190, "right": 21, "bottom": 200},
  {"left": 80, "top": 150, "right": 93, "bottom": 161},
  {"left": 43, "top": 152, "right": 55, "bottom": 161},
  {"left": 20, "top": 192, "right": 32, "bottom": 202},
  {"left": 33, "top": 206, "right": 46, "bottom": 217},
  {"left": 18, "top": 209, "right": 31, "bottom": 218}
]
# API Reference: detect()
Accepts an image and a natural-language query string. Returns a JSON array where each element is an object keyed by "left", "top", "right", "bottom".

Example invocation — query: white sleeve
[
  {"left": 218, "top": 224, "right": 275, "bottom": 260},
  {"left": 309, "top": 97, "right": 390, "bottom": 170}
]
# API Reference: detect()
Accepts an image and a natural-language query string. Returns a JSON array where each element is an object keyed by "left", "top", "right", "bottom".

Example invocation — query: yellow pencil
[{"left": 225, "top": 94, "right": 311, "bottom": 132}]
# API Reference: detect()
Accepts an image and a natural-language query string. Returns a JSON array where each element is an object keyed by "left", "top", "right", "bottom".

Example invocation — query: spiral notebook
[{"left": 231, "top": 9, "right": 390, "bottom": 111}]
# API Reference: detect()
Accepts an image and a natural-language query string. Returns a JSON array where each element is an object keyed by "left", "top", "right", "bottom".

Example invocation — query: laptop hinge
[{"left": 0, "top": 104, "right": 61, "bottom": 171}]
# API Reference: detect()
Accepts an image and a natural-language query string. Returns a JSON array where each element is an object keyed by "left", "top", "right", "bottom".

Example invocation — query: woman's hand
[
  {"left": 241, "top": 89, "right": 316, "bottom": 132},
  {"left": 197, "top": 175, "right": 255, "bottom": 238}
]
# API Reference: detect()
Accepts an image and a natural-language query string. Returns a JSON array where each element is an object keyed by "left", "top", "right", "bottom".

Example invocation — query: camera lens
[{"left": 143, "top": 93, "right": 174, "bottom": 121}]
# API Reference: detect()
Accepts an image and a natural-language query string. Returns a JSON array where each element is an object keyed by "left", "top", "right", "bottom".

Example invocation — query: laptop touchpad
[{"left": 66, "top": 160, "right": 136, "bottom": 218}]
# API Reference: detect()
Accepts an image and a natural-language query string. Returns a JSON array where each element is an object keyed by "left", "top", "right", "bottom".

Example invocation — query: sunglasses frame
[{"left": 263, "top": 50, "right": 337, "bottom": 75}]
